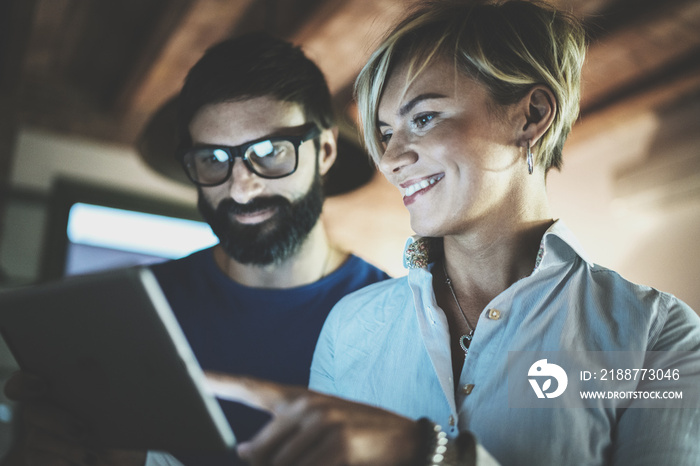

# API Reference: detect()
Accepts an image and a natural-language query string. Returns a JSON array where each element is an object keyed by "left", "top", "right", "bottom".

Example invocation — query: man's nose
[
  {"left": 377, "top": 133, "right": 419, "bottom": 176},
  {"left": 228, "top": 159, "right": 265, "bottom": 204}
]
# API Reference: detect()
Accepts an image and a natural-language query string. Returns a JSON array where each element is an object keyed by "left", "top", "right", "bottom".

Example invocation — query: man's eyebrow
[
  {"left": 192, "top": 123, "right": 310, "bottom": 146},
  {"left": 377, "top": 93, "right": 448, "bottom": 128}
]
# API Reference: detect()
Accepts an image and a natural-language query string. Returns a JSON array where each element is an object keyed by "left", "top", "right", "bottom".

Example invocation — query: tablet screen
[{"left": 0, "top": 267, "right": 236, "bottom": 452}]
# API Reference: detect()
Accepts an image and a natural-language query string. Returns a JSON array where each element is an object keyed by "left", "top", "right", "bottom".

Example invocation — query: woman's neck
[{"left": 441, "top": 216, "right": 554, "bottom": 308}]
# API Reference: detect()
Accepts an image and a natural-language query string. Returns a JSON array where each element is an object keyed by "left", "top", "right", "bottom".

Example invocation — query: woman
[{"left": 209, "top": 1, "right": 700, "bottom": 465}]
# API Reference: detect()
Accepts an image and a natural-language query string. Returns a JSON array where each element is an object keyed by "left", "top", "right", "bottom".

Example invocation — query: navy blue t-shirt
[{"left": 150, "top": 248, "right": 388, "bottom": 465}]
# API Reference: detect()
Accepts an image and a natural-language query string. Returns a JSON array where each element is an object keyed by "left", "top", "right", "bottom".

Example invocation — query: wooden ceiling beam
[
  {"left": 291, "top": 0, "right": 421, "bottom": 94},
  {"left": 21, "top": 0, "right": 91, "bottom": 84},
  {"left": 581, "top": 0, "right": 700, "bottom": 111},
  {"left": 111, "top": 0, "right": 192, "bottom": 114},
  {"left": 570, "top": 57, "right": 700, "bottom": 145},
  {"left": 117, "top": 0, "right": 255, "bottom": 119}
]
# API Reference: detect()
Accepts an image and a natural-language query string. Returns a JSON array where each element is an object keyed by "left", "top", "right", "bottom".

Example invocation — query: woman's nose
[{"left": 377, "top": 133, "right": 419, "bottom": 176}]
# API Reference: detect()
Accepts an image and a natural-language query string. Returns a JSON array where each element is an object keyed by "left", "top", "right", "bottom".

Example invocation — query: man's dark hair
[{"left": 177, "top": 32, "right": 335, "bottom": 149}]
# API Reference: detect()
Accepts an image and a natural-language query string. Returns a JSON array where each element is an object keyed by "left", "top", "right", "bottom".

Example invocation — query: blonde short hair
[{"left": 355, "top": 0, "right": 586, "bottom": 171}]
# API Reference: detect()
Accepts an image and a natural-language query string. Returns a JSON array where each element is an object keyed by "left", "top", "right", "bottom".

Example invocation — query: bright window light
[{"left": 67, "top": 203, "right": 218, "bottom": 259}]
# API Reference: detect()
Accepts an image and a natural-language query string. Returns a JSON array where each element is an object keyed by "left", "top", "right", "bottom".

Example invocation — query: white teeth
[{"left": 404, "top": 175, "right": 442, "bottom": 197}]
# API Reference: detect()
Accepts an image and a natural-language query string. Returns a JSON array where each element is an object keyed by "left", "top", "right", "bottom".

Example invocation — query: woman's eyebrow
[
  {"left": 377, "top": 93, "right": 448, "bottom": 128},
  {"left": 398, "top": 93, "right": 447, "bottom": 117}
]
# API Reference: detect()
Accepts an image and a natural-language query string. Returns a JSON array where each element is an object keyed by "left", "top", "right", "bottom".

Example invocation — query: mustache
[{"left": 216, "top": 196, "right": 291, "bottom": 216}]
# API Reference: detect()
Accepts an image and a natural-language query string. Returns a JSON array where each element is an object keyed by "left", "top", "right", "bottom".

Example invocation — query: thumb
[{"left": 204, "top": 372, "right": 303, "bottom": 414}]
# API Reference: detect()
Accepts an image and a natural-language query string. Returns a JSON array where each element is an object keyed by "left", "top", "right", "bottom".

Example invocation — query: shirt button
[
  {"left": 488, "top": 308, "right": 501, "bottom": 320},
  {"left": 448, "top": 415, "right": 455, "bottom": 426},
  {"left": 462, "top": 384, "right": 475, "bottom": 395}
]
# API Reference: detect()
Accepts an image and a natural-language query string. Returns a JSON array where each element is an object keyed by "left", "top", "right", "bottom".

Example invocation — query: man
[{"left": 2, "top": 32, "right": 388, "bottom": 466}]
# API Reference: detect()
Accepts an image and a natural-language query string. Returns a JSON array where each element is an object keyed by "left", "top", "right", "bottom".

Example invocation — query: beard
[{"left": 198, "top": 170, "right": 324, "bottom": 266}]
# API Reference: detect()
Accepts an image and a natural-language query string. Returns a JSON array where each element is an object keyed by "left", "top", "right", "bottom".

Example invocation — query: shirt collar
[
  {"left": 535, "top": 219, "right": 594, "bottom": 271},
  {"left": 402, "top": 219, "right": 594, "bottom": 272}
]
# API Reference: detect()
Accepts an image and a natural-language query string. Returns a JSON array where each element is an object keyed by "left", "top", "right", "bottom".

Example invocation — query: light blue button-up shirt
[{"left": 310, "top": 221, "right": 700, "bottom": 465}]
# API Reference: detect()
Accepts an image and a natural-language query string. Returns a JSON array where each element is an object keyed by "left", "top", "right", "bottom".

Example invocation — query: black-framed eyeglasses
[{"left": 180, "top": 125, "right": 321, "bottom": 187}]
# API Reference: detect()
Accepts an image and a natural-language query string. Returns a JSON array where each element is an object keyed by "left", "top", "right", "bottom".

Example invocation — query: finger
[
  {"left": 204, "top": 372, "right": 301, "bottom": 412},
  {"left": 236, "top": 407, "right": 302, "bottom": 464},
  {"left": 4, "top": 371, "right": 48, "bottom": 401},
  {"left": 295, "top": 430, "right": 346, "bottom": 466},
  {"left": 268, "top": 414, "right": 331, "bottom": 466},
  {"left": 239, "top": 395, "right": 338, "bottom": 466}
]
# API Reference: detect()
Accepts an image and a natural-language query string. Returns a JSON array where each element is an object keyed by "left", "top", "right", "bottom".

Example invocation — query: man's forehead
[
  {"left": 190, "top": 97, "right": 307, "bottom": 145},
  {"left": 200, "top": 96, "right": 304, "bottom": 122}
]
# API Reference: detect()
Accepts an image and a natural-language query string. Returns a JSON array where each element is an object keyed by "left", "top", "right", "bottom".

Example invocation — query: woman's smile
[{"left": 401, "top": 173, "right": 444, "bottom": 205}]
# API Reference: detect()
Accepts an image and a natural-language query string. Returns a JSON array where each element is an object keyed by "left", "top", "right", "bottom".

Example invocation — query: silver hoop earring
[{"left": 526, "top": 141, "right": 534, "bottom": 175}]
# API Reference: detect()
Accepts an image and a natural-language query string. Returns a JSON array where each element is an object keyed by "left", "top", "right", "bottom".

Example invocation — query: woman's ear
[
  {"left": 520, "top": 85, "right": 556, "bottom": 146},
  {"left": 318, "top": 127, "right": 338, "bottom": 176}
]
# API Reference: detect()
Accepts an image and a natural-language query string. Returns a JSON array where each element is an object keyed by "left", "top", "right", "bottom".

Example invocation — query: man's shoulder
[
  {"left": 339, "top": 254, "right": 390, "bottom": 281},
  {"left": 150, "top": 248, "right": 215, "bottom": 279},
  {"left": 318, "top": 254, "right": 390, "bottom": 297},
  {"left": 148, "top": 248, "right": 223, "bottom": 302}
]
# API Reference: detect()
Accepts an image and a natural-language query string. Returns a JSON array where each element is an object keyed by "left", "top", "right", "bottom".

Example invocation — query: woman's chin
[{"left": 410, "top": 218, "right": 442, "bottom": 239}]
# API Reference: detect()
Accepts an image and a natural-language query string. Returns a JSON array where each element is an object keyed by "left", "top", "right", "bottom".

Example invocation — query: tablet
[{"left": 0, "top": 267, "right": 236, "bottom": 452}]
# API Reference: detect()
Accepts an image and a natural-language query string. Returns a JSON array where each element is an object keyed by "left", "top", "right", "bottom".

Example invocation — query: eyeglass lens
[
  {"left": 184, "top": 139, "right": 298, "bottom": 185},
  {"left": 247, "top": 140, "right": 296, "bottom": 176}
]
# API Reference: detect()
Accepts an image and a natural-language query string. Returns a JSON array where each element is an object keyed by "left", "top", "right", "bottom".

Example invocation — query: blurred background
[{"left": 0, "top": 0, "right": 699, "bottom": 450}]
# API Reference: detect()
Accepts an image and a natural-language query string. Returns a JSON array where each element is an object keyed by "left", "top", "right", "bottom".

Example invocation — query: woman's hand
[
  {"left": 206, "top": 372, "right": 423, "bottom": 466},
  {"left": 3, "top": 371, "right": 146, "bottom": 466}
]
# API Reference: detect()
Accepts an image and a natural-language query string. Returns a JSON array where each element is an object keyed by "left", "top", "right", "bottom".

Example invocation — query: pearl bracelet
[
  {"left": 417, "top": 418, "right": 449, "bottom": 466},
  {"left": 429, "top": 423, "right": 449, "bottom": 465}
]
